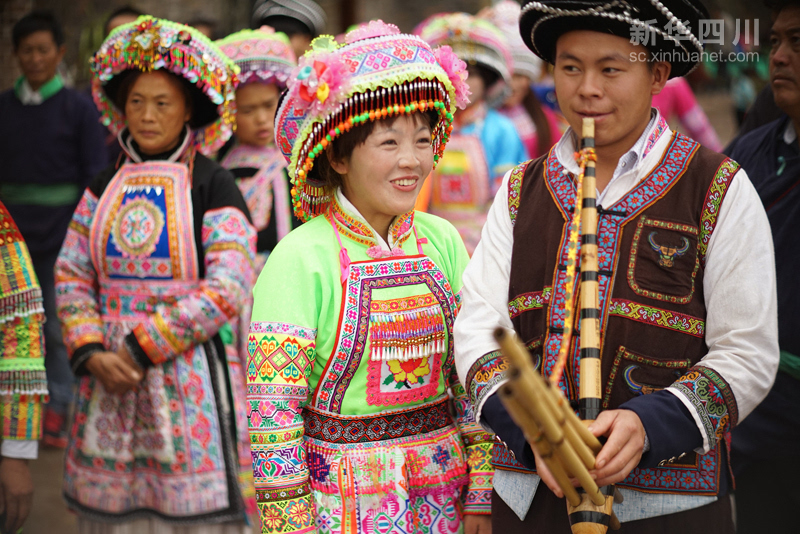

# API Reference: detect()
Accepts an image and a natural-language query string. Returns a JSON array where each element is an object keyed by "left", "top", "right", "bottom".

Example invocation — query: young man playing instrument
[{"left": 454, "top": 0, "right": 779, "bottom": 532}]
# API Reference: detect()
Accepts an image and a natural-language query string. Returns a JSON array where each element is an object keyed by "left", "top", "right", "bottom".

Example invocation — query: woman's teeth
[{"left": 393, "top": 179, "right": 416, "bottom": 186}]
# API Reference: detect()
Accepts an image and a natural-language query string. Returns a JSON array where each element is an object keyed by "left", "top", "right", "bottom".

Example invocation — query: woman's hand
[
  {"left": 85, "top": 350, "right": 143, "bottom": 394},
  {"left": 464, "top": 514, "right": 492, "bottom": 534}
]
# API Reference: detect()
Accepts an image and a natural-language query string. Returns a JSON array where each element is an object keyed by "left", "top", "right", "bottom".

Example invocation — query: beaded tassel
[{"left": 368, "top": 305, "right": 446, "bottom": 362}]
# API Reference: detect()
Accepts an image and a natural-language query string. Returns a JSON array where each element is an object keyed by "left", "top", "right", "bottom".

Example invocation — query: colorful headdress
[
  {"left": 414, "top": 12, "right": 513, "bottom": 88},
  {"left": 252, "top": 0, "right": 327, "bottom": 37},
  {"left": 90, "top": 16, "right": 240, "bottom": 154},
  {"left": 519, "top": 0, "right": 708, "bottom": 78},
  {"left": 275, "top": 20, "right": 470, "bottom": 221},
  {"left": 217, "top": 27, "right": 297, "bottom": 88},
  {"left": 481, "top": 1, "right": 543, "bottom": 81}
]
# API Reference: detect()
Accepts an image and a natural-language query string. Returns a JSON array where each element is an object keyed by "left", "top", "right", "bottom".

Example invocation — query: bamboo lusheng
[
  {"left": 494, "top": 327, "right": 619, "bottom": 532},
  {"left": 577, "top": 117, "right": 603, "bottom": 422},
  {"left": 567, "top": 114, "right": 618, "bottom": 534},
  {"left": 493, "top": 117, "right": 621, "bottom": 533},
  {"left": 493, "top": 328, "right": 604, "bottom": 505}
]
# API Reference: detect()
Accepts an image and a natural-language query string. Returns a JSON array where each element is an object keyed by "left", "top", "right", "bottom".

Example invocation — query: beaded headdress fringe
[{"left": 292, "top": 78, "right": 455, "bottom": 221}]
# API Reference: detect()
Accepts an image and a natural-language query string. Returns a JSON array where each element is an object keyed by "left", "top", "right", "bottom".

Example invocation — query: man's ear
[
  {"left": 328, "top": 145, "right": 348, "bottom": 176},
  {"left": 56, "top": 44, "right": 67, "bottom": 63},
  {"left": 650, "top": 61, "right": 671, "bottom": 95}
]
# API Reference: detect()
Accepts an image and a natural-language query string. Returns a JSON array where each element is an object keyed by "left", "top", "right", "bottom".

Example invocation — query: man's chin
[{"left": 773, "top": 91, "right": 800, "bottom": 116}]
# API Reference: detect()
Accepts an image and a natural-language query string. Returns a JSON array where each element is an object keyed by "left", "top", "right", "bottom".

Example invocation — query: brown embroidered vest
[{"left": 498, "top": 132, "right": 739, "bottom": 495}]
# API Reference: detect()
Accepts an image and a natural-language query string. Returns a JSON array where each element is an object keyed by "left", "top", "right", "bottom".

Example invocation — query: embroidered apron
[
  {"left": 303, "top": 216, "right": 467, "bottom": 534},
  {"left": 64, "top": 162, "right": 248, "bottom": 519}
]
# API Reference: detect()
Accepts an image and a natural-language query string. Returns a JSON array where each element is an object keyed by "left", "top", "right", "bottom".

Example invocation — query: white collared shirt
[
  {"left": 554, "top": 110, "right": 658, "bottom": 206},
  {"left": 17, "top": 78, "right": 44, "bottom": 105}
]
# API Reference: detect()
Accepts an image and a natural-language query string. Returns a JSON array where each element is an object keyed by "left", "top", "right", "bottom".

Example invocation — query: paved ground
[
  {"left": 27, "top": 446, "right": 76, "bottom": 533},
  {"left": 22, "top": 90, "right": 739, "bottom": 534}
]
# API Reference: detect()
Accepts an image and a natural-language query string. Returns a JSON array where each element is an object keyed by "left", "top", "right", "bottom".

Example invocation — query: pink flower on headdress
[
  {"left": 292, "top": 51, "right": 349, "bottom": 114},
  {"left": 345, "top": 20, "right": 401, "bottom": 44},
  {"left": 434, "top": 45, "right": 471, "bottom": 109}
]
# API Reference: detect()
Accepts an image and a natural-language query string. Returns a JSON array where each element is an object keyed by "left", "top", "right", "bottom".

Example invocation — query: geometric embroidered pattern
[
  {"left": 608, "top": 298, "right": 705, "bottom": 338},
  {"left": 508, "top": 287, "right": 552, "bottom": 319},
  {"left": 698, "top": 158, "right": 738, "bottom": 265},
  {"left": 619, "top": 446, "right": 721, "bottom": 496},
  {"left": 507, "top": 160, "right": 530, "bottom": 227},
  {"left": 303, "top": 397, "right": 451, "bottom": 444},
  {"left": 247, "top": 320, "right": 316, "bottom": 533},
  {"left": 465, "top": 350, "right": 507, "bottom": 416},
  {"left": 492, "top": 441, "right": 534, "bottom": 473},
  {"left": 671, "top": 365, "right": 738, "bottom": 447},
  {"left": 315, "top": 257, "right": 457, "bottom": 414}
]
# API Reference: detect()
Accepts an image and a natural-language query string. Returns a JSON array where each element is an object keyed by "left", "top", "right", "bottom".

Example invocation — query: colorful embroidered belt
[
  {"left": 492, "top": 441, "right": 535, "bottom": 473},
  {"left": 304, "top": 397, "right": 452, "bottom": 444},
  {"left": 493, "top": 438, "right": 722, "bottom": 495}
]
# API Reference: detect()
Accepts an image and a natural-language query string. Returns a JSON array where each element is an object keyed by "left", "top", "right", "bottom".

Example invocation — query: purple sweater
[{"left": 0, "top": 86, "right": 107, "bottom": 258}]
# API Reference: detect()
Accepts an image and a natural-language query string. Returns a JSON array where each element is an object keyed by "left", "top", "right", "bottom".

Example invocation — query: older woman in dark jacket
[{"left": 55, "top": 16, "right": 257, "bottom": 533}]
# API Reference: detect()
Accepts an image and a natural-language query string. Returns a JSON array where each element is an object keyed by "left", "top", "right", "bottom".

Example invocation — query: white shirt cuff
[{"left": 2, "top": 440, "right": 38, "bottom": 459}]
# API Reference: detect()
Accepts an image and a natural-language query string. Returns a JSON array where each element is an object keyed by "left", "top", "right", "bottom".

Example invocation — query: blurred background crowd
[
  {"left": 0, "top": 0, "right": 773, "bottom": 145},
  {"left": 0, "top": 0, "right": 784, "bottom": 532}
]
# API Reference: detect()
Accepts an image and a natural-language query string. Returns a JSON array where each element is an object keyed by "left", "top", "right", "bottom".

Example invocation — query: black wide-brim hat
[{"left": 519, "top": 0, "right": 710, "bottom": 78}]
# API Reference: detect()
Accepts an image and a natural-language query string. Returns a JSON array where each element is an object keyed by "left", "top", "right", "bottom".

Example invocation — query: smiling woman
[
  {"left": 319, "top": 111, "right": 438, "bottom": 240},
  {"left": 247, "top": 19, "right": 495, "bottom": 534}
]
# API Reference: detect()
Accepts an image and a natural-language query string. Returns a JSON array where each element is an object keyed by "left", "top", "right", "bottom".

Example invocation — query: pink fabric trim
[
  {"left": 366, "top": 246, "right": 405, "bottom": 258},
  {"left": 413, "top": 227, "right": 427, "bottom": 255},
  {"left": 328, "top": 214, "right": 351, "bottom": 286}
]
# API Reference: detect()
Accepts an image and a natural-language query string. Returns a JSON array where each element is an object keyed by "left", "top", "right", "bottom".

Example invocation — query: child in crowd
[
  {"left": 217, "top": 27, "right": 300, "bottom": 270},
  {"left": 415, "top": 12, "right": 528, "bottom": 255},
  {"left": 481, "top": 0, "right": 563, "bottom": 159}
]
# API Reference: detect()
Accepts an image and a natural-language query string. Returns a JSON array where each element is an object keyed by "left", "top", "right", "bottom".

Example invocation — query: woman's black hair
[
  {"left": 522, "top": 89, "right": 553, "bottom": 157},
  {"left": 467, "top": 63, "right": 500, "bottom": 91},
  {"left": 255, "top": 15, "right": 312, "bottom": 36},
  {"left": 12, "top": 10, "right": 64, "bottom": 50}
]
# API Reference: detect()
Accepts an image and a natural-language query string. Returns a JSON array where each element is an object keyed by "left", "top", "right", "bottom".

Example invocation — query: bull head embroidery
[{"left": 648, "top": 232, "right": 690, "bottom": 268}]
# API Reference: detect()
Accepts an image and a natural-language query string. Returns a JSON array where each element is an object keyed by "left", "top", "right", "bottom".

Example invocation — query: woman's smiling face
[{"left": 331, "top": 113, "right": 434, "bottom": 233}]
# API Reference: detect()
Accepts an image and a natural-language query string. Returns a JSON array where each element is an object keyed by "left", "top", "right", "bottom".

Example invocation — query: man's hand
[
  {"left": 85, "top": 350, "right": 142, "bottom": 394},
  {"left": 464, "top": 514, "right": 492, "bottom": 534},
  {"left": 588, "top": 409, "right": 646, "bottom": 487},
  {"left": 529, "top": 409, "right": 646, "bottom": 495},
  {"left": 0, "top": 457, "right": 32, "bottom": 534}
]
